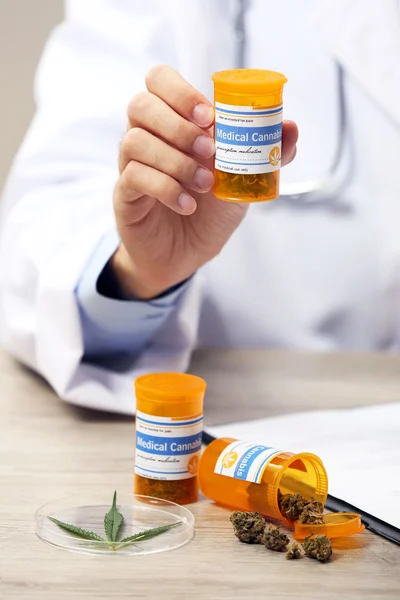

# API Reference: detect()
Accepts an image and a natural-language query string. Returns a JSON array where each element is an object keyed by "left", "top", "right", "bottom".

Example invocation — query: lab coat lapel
[
  {"left": 168, "top": 0, "right": 237, "bottom": 100},
  {"left": 313, "top": 0, "right": 400, "bottom": 126}
]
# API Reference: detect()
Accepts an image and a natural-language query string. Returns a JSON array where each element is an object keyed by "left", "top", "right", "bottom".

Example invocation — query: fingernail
[
  {"left": 192, "top": 104, "right": 214, "bottom": 127},
  {"left": 194, "top": 167, "right": 214, "bottom": 191},
  {"left": 192, "top": 135, "right": 215, "bottom": 158},
  {"left": 178, "top": 193, "right": 197, "bottom": 213}
]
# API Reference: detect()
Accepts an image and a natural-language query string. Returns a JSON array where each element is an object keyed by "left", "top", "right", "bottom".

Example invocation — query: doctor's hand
[{"left": 112, "top": 65, "right": 298, "bottom": 299}]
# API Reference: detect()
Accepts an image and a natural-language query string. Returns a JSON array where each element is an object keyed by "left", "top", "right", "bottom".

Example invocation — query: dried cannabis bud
[
  {"left": 278, "top": 491, "right": 325, "bottom": 524},
  {"left": 285, "top": 541, "right": 303, "bottom": 560},
  {"left": 298, "top": 500, "right": 325, "bottom": 525},
  {"left": 302, "top": 534, "right": 332, "bottom": 563},
  {"left": 230, "top": 511, "right": 266, "bottom": 544},
  {"left": 278, "top": 491, "right": 309, "bottom": 522},
  {"left": 262, "top": 525, "right": 290, "bottom": 552}
]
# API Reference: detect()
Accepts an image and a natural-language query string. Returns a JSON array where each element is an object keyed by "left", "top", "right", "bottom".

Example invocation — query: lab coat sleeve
[
  {"left": 0, "top": 0, "right": 203, "bottom": 414},
  {"left": 76, "top": 228, "right": 191, "bottom": 358}
]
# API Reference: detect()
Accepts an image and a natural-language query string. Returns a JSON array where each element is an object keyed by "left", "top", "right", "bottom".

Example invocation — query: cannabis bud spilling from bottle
[
  {"left": 198, "top": 438, "right": 328, "bottom": 524},
  {"left": 212, "top": 69, "right": 287, "bottom": 203},
  {"left": 198, "top": 437, "right": 365, "bottom": 541}
]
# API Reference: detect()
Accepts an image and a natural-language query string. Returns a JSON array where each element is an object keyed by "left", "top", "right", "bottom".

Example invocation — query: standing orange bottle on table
[
  {"left": 212, "top": 69, "right": 287, "bottom": 202},
  {"left": 134, "top": 373, "right": 206, "bottom": 505}
]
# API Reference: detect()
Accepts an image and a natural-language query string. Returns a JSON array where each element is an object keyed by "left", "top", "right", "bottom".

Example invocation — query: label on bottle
[
  {"left": 135, "top": 411, "right": 203, "bottom": 481},
  {"left": 214, "top": 440, "right": 281, "bottom": 484},
  {"left": 215, "top": 102, "right": 283, "bottom": 175}
]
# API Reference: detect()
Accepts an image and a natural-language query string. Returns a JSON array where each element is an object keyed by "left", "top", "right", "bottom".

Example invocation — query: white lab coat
[{"left": 1, "top": 0, "right": 400, "bottom": 413}]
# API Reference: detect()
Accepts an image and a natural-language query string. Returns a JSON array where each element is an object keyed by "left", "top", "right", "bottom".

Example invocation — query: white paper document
[{"left": 207, "top": 403, "right": 400, "bottom": 529}]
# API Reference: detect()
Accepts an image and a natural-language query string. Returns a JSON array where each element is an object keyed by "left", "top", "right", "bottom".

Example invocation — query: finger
[
  {"left": 128, "top": 91, "right": 215, "bottom": 160},
  {"left": 116, "top": 160, "right": 197, "bottom": 216},
  {"left": 281, "top": 120, "right": 299, "bottom": 167},
  {"left": 145, "top": 64, "right": 214, "bottom": 128},
  {"left": 119, "top": 128, "right": 214, "bottom": 192}
]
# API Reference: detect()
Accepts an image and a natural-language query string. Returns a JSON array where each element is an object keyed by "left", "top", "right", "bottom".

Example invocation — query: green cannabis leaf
[
  {"left": 48, "top": 517, "right": 105, "bottom": 541},
  {"left": 47, "top": 491, "right": 182, "bottom": 552},
  {"left": 119, "top": 522, "right": 181, "bottom": 545},
  {"left": 104, "top": 491, "right": 124, "bottom": 542}
]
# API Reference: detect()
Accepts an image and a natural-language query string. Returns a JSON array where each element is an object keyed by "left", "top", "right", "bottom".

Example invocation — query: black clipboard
[{"left": 202, "top": 430, "right": 400, "bottom": 546}]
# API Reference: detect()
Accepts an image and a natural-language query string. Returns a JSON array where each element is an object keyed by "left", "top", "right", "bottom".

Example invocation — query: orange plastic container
[
  {"left": 198, "top": 437, "right": 328, "bottom": 522},
  {"left": 134, "top": 373, "right": 206, "bottom": 505},
  {"left": 293, "top": 512, "right": 365, "bottom": 541},
  {"left": 213, "top": 69, "right": 287, "bottom": 202},
  {"left": 198, "top": 438, "right": 365, "bottom": 539}
]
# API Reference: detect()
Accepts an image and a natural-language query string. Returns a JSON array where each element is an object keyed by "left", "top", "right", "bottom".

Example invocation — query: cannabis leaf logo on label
[
  {"left": 187, "top": 455, "right": 199, "bottom": 475},
  {"left": 222, "top": 451, "right": 238, "bottom": 469},
  {"left": 269, "top": 146, "right": 281, "bottom": 167}
]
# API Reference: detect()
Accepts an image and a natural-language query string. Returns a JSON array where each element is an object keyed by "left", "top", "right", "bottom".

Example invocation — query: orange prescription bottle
[
  {"left": 212, "top": 69, "right": 287, "bottom": 202},
  {"left": 198, "top": 438, "right": 328, "bottom": 523},
  {"left": 134, "top": 373, "right": 206, "bottom": 505}
]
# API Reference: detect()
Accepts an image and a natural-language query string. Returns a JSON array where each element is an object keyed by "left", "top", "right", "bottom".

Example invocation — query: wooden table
[{"left": 1, "top": 349, "right": 400, "bottom": 599}]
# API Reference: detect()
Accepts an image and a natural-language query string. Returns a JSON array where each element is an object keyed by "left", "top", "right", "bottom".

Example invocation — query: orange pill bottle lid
[
  {"left": 135, "top": 372, "right": 206, "bottom": 404},
  {"left": 212, "top": 69, "right": 287, "bottom": 94},
  {"left": 293, "top": 512, "right": 365, "bottom": 541}
]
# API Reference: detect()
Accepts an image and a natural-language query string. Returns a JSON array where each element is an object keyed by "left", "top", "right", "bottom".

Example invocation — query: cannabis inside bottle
[
  {"left": 198, "top": 438, "right": 328, "bottom": 522},
  {"left": 134, "top": 373, "right": 206, "bottom": 505},
  {"left": 212, "top": 69, "right": 287, "bottom": 202}
]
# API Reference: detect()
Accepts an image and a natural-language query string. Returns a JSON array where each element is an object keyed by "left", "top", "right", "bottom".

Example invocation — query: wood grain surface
[{"left": 1, "top": 349, "right": 399, "bottom": 599}]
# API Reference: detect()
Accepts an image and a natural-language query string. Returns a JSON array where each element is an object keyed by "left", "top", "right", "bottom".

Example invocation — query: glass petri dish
[{"left": 35, "top": 493, "right": 194, "bottom": 556}]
